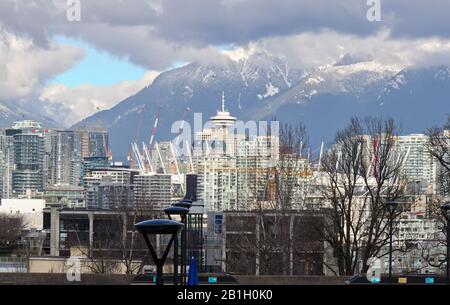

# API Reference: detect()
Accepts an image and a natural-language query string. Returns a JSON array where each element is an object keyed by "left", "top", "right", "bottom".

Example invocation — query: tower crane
[{"left": 128, "top": 105, "right": 147, "bottom": 168}]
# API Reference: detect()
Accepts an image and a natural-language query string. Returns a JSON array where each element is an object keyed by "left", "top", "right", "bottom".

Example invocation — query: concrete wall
[
  {"left": 29, "top": 258, "right": 66, "bottom": 274},
  {"left": 0, "top": 273, "right": 135, "bottom": 285},
  {"left": 0, "top": 273, "right": 348, "bottom": 285},
  {"left": 28, "top": 257, "right": 144, "bottom": 275}
]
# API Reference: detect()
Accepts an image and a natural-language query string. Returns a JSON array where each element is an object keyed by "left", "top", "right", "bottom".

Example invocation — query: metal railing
[{"left": 0, "top": 257, "right": 28, "bottom": 273}]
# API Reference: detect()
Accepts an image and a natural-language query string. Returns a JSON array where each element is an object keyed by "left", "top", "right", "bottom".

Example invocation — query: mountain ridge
[{"left": 70, "top": 54, "right": 450, "bottom": 161}]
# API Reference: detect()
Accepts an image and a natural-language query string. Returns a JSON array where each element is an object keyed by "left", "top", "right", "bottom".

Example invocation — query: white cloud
[
  {"left": 0, "top": 30, "right": 84, "bottom": 100},
  {"left": 1, "top": 1, "right": 450, "bottom": 127},
  {"left": 39, "top": 71, "right": 160, "bottom": 126},
  {"left": 248, "top": 29, "right": 450, "bottom": 70}
]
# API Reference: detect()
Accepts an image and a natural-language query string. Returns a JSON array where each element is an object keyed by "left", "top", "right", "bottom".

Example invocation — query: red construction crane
[
  {"left": 148, "top": 105, "right": 163, "bottom": 153},
  {"left": 177, "top": 107, "right": 191, "bottom": 136}
]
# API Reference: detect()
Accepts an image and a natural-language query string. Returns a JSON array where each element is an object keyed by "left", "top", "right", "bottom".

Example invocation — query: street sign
[
  {"left": 425, "top": 277, "right": 435, "bottom": 284},
  {"left": 214, "top": 214, "right": 223, "bottom": 234},
  {"left": 366, "top": 257, "right": 382, "bottom": 283},
  {"left": 371, "top": 277, "right": 381, "bottom": 284},
  {"left": 398, "top": 277, "right": 408, "bottom": 284}
]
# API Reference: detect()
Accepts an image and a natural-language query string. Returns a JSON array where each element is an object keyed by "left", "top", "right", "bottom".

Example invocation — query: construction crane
[
  {"left": 147, "top": 105, "right": 163, "bottom": 154},
  {"left": 128, "top": 105, "right": 162, "bottom": 172},
  {"left": 91, "top": 106, "right": 112, "bottom": 160},
  {"left": 128, "top": 105, "right": 147, "bottom": 168},
  {"left": 155, "top": 141, "right": 167, "bottom": 175},
  {"left": 132, "top": 142, "right": 145, "bottom": 171},
  {"left": 142, "top": 142, "right": 155, "bottom": 172},
  {"left": 186, "top": 140, "right": 195, "bottom": 173},
  {"left": 177, "top": 107, "right": 191, "bottom": 136}
]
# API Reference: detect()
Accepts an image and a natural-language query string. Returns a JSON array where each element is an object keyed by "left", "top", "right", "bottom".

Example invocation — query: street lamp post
[
  {"left": 173, "top": 201, "right": 192, "bottom": 284},
  {"left": 386, "top": 200, "right": 398, "bottom": 285},
  {"left": 440, "top": 202, "right": 450, "bottom": 285},
  {"left": 135, "top": 219, "right": 184, "bottom": 286},
  {"left": 164, "top": 206, "right": 190, "bottom": 285}
]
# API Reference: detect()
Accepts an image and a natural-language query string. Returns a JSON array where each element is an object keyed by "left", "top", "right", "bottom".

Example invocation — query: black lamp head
[
  {"left": 164, "top": 206, "right": 190, "bottom": 217},
  {"left": 135, "top": 219, "right": 184, "bottom": 235},
  {"left": 173, "top": 202, "right": 192, "bottom": 209}
]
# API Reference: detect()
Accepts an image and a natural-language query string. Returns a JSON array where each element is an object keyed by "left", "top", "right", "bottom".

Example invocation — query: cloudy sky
[{"left": 1, "top": 0, "right": 450, "bottom": 126}]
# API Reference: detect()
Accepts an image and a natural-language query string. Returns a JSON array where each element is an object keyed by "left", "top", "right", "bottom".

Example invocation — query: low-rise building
[
  {"left": 222, "top": 210, "right": 326, "bottom": 276},
  {"left": 0, "top": 199, "right": 46, "bottom": 230}
]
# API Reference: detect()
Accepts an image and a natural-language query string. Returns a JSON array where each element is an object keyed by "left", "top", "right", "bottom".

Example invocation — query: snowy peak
[
  {"left": 236, "top": 52, "right": 304, "bottom": 98},
  {"left": 73, "top": 54, "right": 449, "bottom": 162},
  {"left": 379, "top": 65, "right": 450, "bottom": 100},
  {"left": 291, "top": 61, "right": 403, "bottom": 102}
]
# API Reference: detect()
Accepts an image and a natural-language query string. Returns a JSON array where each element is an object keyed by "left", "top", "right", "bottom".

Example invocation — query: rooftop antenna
[{"left": 222, "top": 91, "right": 226, "bottom": 112}]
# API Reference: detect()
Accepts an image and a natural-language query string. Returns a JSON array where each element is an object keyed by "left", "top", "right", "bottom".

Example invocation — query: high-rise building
[
  {"left": 196, "top": 155, "right": 237, "bottom": 211},
  {"left": 193, "top": 96, "right": 240, "bottom": 211},
  {"left": 194, "top": 93, "right": 239, "bottom": 158},
  {"left": 394, "top": 134, "right": 436, "bottom": 192},
  {"left": 76, "top": 127, "right": 110, "bottom": 159},
  {"left": 236, "top": 135, "right": 279, "bottom": 209},
  {"left": 133, "top": 174, "right": 172, "bottom": 210},
  {"left": 80, "top": 156, "right": 110, "bottom": 183},
  {"left": 0, "top": 134, "right": 15, "bottom": 198},
  {"left": 49, "top": 130, "right": 83, "bottom": 187},
  {"left": 8, "top": 121, "right": 46, "bottom": 196},
  {"left": 194, "top": 95, "right": 282, "bottom": 212},
  {"left": 83, "top": 168, "right": 138, "bottom": 209}
]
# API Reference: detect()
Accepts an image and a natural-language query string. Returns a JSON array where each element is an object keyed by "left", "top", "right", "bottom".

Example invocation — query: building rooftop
[
  {"left": 210, "top": 92, "right": 236, "bottom": 127},
  {"left": 11, "top": 120, "right": 42, "bottom": 130}
]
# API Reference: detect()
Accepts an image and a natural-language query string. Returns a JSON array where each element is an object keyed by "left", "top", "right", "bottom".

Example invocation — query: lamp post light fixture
[
  {"left": 164, "top": 207, "right": 190, "bottom": 285},
  {"left": 173, "top": 201, "right": 192, "bottom": 209},
  {"left": 135, "top": 219, "right": 184, "bottom": 286},
  {"left": 172, "top": 201, "right": 192, "bottom": 284},
  {"left": 386, "top": 200, "right": 399, "bottom": 285},
  {"left": 440, "top": 202, "right": 450, "bottom": 285}
]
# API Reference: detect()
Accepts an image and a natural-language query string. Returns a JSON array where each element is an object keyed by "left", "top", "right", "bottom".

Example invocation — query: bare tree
[
  {"left": 417, "top": 198, "right": 447, "bottom": 272},
  {"left": 228, "top": 122, "right": 322, "bottom": 275},
  {"left": 427, "top": 116, "right": 450, "bottom": 197},
  {"left": 0, "top": 214, "right": 25, "bottom": 249},
  {"left": 421, "top": 116, "right": 450, "bottom": 271},
  {"left": 116, "top": 205, "right": 162, "bottom": 275},
  {"left": 320, "top": 117, "right": 407, "bottom": 275}
]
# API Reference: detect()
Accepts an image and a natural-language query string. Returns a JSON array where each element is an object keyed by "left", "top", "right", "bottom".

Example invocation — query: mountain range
[
  {"left": 0, "top": 99, "right": 61, "bottom": 129},
  {"left": 2, "top": 52, "right": 449, "bottom": 161}
]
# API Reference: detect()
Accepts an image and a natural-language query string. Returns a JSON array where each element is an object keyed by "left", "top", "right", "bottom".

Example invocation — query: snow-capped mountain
[
  {"left": 372, "top": 65, "right": 450, "bottom": 130},
  {"left": 74, "top": 53, "right": 450, "bottom": 161},
  {"left": 252, "top": 59, "right": 403, "bottom": 120},
  {"left": 73, "top": 52, "right": 307, "bottom": 160}
]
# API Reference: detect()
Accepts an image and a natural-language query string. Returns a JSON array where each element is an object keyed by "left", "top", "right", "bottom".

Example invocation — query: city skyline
[{"left": 0, "top": 0, "right": 450, "bottom": 291}]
